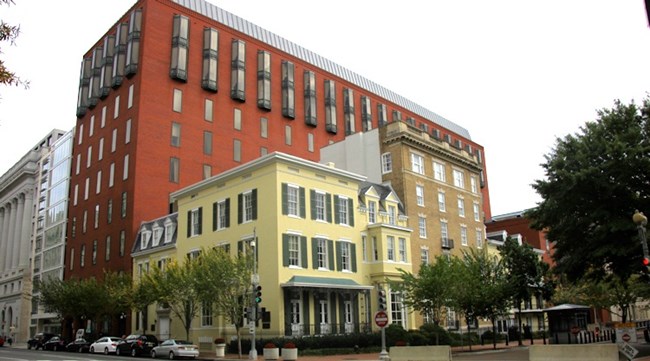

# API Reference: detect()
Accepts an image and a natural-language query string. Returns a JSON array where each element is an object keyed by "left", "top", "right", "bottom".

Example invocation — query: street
[{"left": 0, "top": 347, "right": 142, "bottom": 361}]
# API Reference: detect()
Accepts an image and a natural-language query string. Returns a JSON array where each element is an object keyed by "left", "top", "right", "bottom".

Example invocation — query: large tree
[
  {"left": 1, "top": 0, "right": 27, "bottom": 90},
  {"left": 529, "top": 97, "right": 650, "bottom": 282}
]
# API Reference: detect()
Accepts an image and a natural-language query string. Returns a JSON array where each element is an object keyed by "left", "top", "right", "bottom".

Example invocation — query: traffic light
[
  {"left": 377, "top": 289, "right": 387, "bottom": 311},
  {"left": 254, "top": 285, "right": 262, "bottom": 303}
]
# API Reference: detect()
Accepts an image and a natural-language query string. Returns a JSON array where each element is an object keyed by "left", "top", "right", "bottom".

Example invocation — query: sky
[{"left": 1, "top": 0, "right": 649, "bottom": 217}]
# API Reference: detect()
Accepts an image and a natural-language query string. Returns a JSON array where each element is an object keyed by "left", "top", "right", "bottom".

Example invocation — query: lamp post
[{"left": 633, "top": 210, "right": 649, "bottom": 266}]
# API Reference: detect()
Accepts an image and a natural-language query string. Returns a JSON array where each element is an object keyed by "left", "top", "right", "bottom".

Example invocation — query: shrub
[
  {"left": 283, "top": 342, "right": 296, "bottom": 349},
  {"left": 214, "top": 338, "right": 225, "bottom": 345},
  {"left": 385, "top": 324, "right": 409, "bottom": 346},
  {"left": 264, "top": 342, "right": 277, "bottom": 349},
  {"left": 419, "top": 323, "right": 452, "bottom": 345}
]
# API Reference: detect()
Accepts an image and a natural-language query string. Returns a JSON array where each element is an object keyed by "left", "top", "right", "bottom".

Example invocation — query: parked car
[
  {"left": 150, "top": 339, "right": 199, "bottom": 359},
  {"left": 66, "top": 336, "right": 94, "bottom": 353},
  {"left": 115, "top": 333, "right": 158, "bottom": 357},
  {"left": 42, "top": 336, "right": 67, "bottom": 351},
  {"left": 89, "top": 336, "right": 122, "bottom": 354},
  {"left": 27, "top": 332, "right": 56, "bottom": 350}
]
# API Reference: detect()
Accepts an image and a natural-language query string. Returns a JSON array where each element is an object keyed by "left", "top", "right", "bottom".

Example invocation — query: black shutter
[
  {"left": 336, "top": 241, "right": 342, "bottom": 271},
  {"left": 312, "top": 238, "right": 318, "bottom": 269},
  {"left": 186, "top": 210, "right": 191, "bottom": 237},
  {"left": 348, "top": 199, "right": 354, "bottom": 227},
  {"left": 310, "top": 189, "right": 316, "bottom": 220},
  {"left": 281, "top": 183, "right": 288, "bottom": 215},
  {"left": 300, "top": 236, "right": 307, "bottom": 268},
  {"left": 282, "top": 234, "right": 290, "bottom": 267},
  {"left": 198, "top": 207, "right": 203, "bottom": 235},
  {"left": 252, "top": 189, "right": 258, "bottom": 220},
  {"left": 299, "top": 187, "right": 306, "bottom": 218},
  {"left": 351, "top": 243, "right": 357, "bottom": 272},
  {"left": 333, "top": 196, "right": 340, "bottom": 224},
  {"left": 326, "top": 193, "right": 332, "bottom": 223},
  {"left": 225, "top": 198, "right": 230, "bottom": 227},
  {"left": 327, "top": 239, "right": 334, "bottom": 270},
  {"left": 212, "top": 202, "right": 218, "bottom": 231}
]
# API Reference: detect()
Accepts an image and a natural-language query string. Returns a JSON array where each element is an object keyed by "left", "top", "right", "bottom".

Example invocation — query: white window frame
[
  {"left": 433, "top": 161, "right": 446, "bottom": 182},
  {"left": 438, "top": 191, "right": 446, "bottom": 212},
  {"left": 420, "top": 247, "right": 429, "bottom": 265},
  {"left": 418, "top": 216, "right": 427, "bottom": 239},
  {"left": 216, "top": 200, "right": 228, "bottom": 230},
  {"left": 461, "top": 225, "right": 468, "bottom": 246},
  {"left": 314, "top": 191, "right": 326, "bottom": 221},
  {"left": 317, "top": 238, "right": 329, "bottom": 269},
  {"left": 341, "top": 241, "right": 351, "bottom": 271},
  {"left": 338, "top": 196, "right": 350, "bottom": 226},
  {"left": 470, "top": 176, "right": 478, "bottom": 193},
  {"left": 381, "top": 152, "right": 392, "bottom": 174},
  {"left": 287, "top": 185, "right": 300, "bottom": 217},
  {"left": 473, "top": 202, "right": 480, "bottom": 222},
  {"left": 190, "top": 208, "right": 201, "bottom": 237},
  {"left": 388, "top": 205, "right": 396, "bottom": 225},
  {"left": 416, "top": 185, "right": 424, "bottom": 206},
  {"left": 368, "top": 200, "right": 377, "bottom": 223},
  {"left": 387, "top": 236, "right": 395, "bottom": 261},
  {"left": 453, "top": 169, "right": 465, "bottom": 189},
  {"left": 398, "top": 238, "right": 407, "bottom": 262},
  {"left": 458, "top": 197, "right": 465, "bottom": 217},
  {"left": 288, "top": 234, "right": 301, "bottom": 267},
  {"left": 476, "top": 228, "right": 483, "bottom": 248},
  {"left": 410, "top": 153, "right": 424, "bottom": 175},
  {"left": 242, "top": 191, "right": 254, "bottom": 223}
]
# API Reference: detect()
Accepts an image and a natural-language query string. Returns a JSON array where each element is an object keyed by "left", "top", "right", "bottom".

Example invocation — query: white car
[
  {"left": 89, "top": 336, "right": 123, "bottom": 354},
  {"left": 151, "top": 339, "right": 199, "bottom": 359}
]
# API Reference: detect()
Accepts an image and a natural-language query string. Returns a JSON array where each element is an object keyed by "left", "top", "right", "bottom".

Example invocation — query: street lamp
[{"left": 633, "top": 210, "right": 649, "bottom": 267}]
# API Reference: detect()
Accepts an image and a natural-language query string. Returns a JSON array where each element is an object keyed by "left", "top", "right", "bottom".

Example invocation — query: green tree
[
  {"left": 499, "top": 237, "right": 550, "bottom": 346},
  {"left": 1, "top": 0, "right": 27, "bottom": 90},
  {"left": 393, "top": 255, "right": 456, "bottom": 344},
  {"left": 528, "top": 97, "right": 650, "bottom": 282},
  {"left": 141, "top": 258, "right": 202, "bottom": 340},
  {"left": 39, "top": 277, "right": 107, "bottom": 334},
  {"left": 194, "top": 247, "right": 253, "bottom": 358}
]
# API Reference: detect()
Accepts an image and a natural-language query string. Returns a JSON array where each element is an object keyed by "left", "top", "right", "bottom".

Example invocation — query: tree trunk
[
  {"left": 517, "top": 303, "right": 523, "bottom": 346},
  {"left": 466, "top": 318, "right": 472, "bottom": 351},
  {"left": 492, "top": 319, "right": 497, "bottom": 350},
  {"left": 235, "top": 325, "right": 242, "bottom": 359}
]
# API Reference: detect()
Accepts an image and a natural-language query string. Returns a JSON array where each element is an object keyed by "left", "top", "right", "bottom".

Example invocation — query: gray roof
[{"left": 172, "top": 0, "right": 471, "bottom": 140}]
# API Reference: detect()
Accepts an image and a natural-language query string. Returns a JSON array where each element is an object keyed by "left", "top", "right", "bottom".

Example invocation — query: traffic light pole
[{"left": 249, "top": 230, "right": 258, "bottom": 360}]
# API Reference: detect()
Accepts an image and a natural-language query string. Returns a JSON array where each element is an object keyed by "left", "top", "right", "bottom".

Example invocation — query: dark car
[
  {"left": 27, "top": 332, "right": 56, "bottom": 350},
  {"left": 66, "top": 337, "right": 94, "bottom": 353},
  {"left": 43, "top": 336, "right": 67, "bottom": 351},
  {"left": 115, "top": 334, "right": 159, "bottom": 357}
]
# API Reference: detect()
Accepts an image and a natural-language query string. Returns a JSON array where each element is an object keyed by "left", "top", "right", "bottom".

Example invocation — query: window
[
  {"left": 69, "top": 248, "right": 74, "bottom": 271},
  {"left": 233, "top": 139, "right": 241, "bottom": 162},
  {"left": 86, "top": 146, "right": 92, "bottom": 168},
  {"left": 416, "top": 185, "right": 424, "bottom": 206},
  {"left": 282, "top": 184, "right": 304, "bottom": 217},
  {"left": 257, "top": 50, "right": 271, "bottom": 109},
  {"left": 111, "top": 128, "right": 117, "bottom": 152},
  {"left": 335, "top": 195, "right": 354, "bottom": 226},
  {"left": 96, "top": 170, "right": 102, "bottom": 194},
  {"left": 92, "top": 239, "right": 98, "bottom": 265},
  {"left": 387, "top": 236, "right": 395, "bottom": 261},
  {"left": 121, "top": 192, "right": 127, "bottom": 218},
  {"left": 343, "top": 88, "right": 355, "bottom": 135},
  {"left": 101, "top": 106, "right": 106, "bottom": 127},
  {"left": 361, "top": 95, "right": 372, "bottom": 131},
  {"left": 125, "top": 119, "right": 131, "bottom": 144},
  {"left": 324, "top": 80, "right": 337, "bottom": 134},
  {"left": 125, "top": 9, "right": 141, "bottom": 76},
  {"left": 457, "top": 197, "right": 465, "bottom": 217},
  {"left": 368, "top": 201, "right": 376, "bottom": 223},
  {"left": 109, "top": 163, "right": 115, "bottom": 187},
  {"left": 418, "top": 216, "right": 427, "bottom": 238},
  {"left": 89, "top": 116, "right": 95, "bottom": 137},
  {"left": 188, "top": 208, "right": 202, "bottom": 237},
  {"left": 411, "top": 153, "right": 424, "bottom": 175},
  {"left": 391, "top": 291, "right": 406, "bottom": 327},
  {"left": 204, "top": 99, "right": 214, "bottom": 122},
  {"left": 362, "top": 235, "right": 367, "bottom": 262},
  {"left": 476, "top": 228, "right": 483, "bottom": 248},
  {"left": 123, "top": 154, "right": 129, "bottom": 180},
  {"left": 94, "top": 204, "right": 100, "bottom": 229},
  {"left": 398, "top": 238, "right": 407, "bottom": 262},
  {"left": 171, "top": 122, "right": 181, "bottom": 147},
  {"left": 230, "top": 39, "right": 246, "bottom": 101},
  {"left": 473, "top": 202, "right": 480, "bottom": 222},
  {"left": 392, "top": 110, "right": 402, "bottom": 122},
  {"left": 170, "top": 15, "right": 189, "bottom": 81},
  {"left": 120, "top": 230, "right": 125, "bottom": 256},
  {"left": 173, "top": 88, "right": 182, "bottom": 112},
  {"left": 84, "top": 178, "right": 89, "bottom": 200},
  {"left": 438, "top": 191, "right": 446, "bottom": 212},
  {"left": 433, "top": 161, "right": 446, "bottom": 182},
  {"left": 238, "top": 189, "right": 257, "bottom": 224},
  {"left": 372, "top": 236, "right": 378, "bottom": 261},
  {"left": 170, "top": 157, "right": 179, "bottom": 183},
  {"left": 80, "top": 245, "right": 85, "bottom": 267},
  {"left": 78, "top": 124, "right": 84, "bottom": 144},
  {"left": 164, "top": 221, "right": 174, "bottom": 244},
  {"left": 260, "top": 117, "right": 268, "bottom": 138},
  {"left": 338, "top": 241, "right": 352, "bottom": 271},
  {"left": 128, "top": 84, "right": 134, "bottom": 108},
  {"left": 73, "top": 184, "right": 78, "bottom": 205},
  {"left": 315, "top": 238, "right": 330, "bottom": 269},
  {"left": 285, "top": 125, "right": 292, "bottom": 145},
  {"left": 310, "top": 190, "right": 329, "bottom": 222},
  {"left": 201, "top": 301, "right": 213, "bottom": 326},
  {"left": 202, "top": 28, "right": 218, "bottom": 91},
  {"left": 470, "top": 176, "right": 478, "bottom": 193},
  {"left": 203, "top": 164, "right": 211, "bottom": 179},
  {"left": 388, "top": 205, "right": 396, "bottom": 225},
  {"left": 441, "top": 221, "right": 449, "bottom": 247},
  {"left": 420, "top": 247, "right": 429, "bottom": 265},
  {"left": 234, "top": 108, "right": 242, "bottom": 130},
  {"left": 308, "top": 133, "right": 314, "bottom": 152},
  {"left": 381, "top": 153, "right": 392, "bottom": 174},
  {"left": 453, "top": 169, "right": 465, "bottom": 188},
  {"left": 76, "top": 154, "right": 81, "bottom": 174},
  {"left": 377, "top": 103, "right": 387, "bottom": 126},
  {"left": 461, "top": 225, "right": 468, "bottom": 246},
  {"left": 98, "top": 138, "right": 104, "bottom": 160},
  {"left": 113, "top": 95, "right": 120, "bottom": 119},
  {"left": 203, "top": 131, "right": 213, "bottom": 155},
  {"left": 281, "top": 60, "right": 295, "bottom": 118},
  {"left": 283, "top": 234, "right": 305, "bottom": 268},
  {"left": 107, "top": 199, "right": 112, "bottom": 224},
  {"left": 304, "top": 70, "right": 317, "bottom": 126}
]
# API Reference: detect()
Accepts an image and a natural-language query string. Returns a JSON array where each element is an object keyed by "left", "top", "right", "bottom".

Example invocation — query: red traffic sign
[
  {"left": 375, "top": 311, "right": 389, "bottom": 328},
  {"left": 622, "top": 333, "right": 631, "bottom": 342}
]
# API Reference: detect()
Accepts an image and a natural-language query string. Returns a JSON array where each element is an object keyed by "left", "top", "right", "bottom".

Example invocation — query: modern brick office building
[{"left": 67, "top": 0, "right": 489, "bottom": 298}]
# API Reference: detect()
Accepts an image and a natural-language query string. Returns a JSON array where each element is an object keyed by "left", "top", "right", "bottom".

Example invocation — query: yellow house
[{"left": 133, "top": 152, "right": 414, "bottom": 348}]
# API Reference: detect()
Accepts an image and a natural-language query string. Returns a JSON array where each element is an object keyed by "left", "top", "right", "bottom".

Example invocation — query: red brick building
[
  {"left": 486, "top": 210, "right": 553, "bottom": 265},
  {"left": 66, "top": 0, "right": 489, "bottom": 284}
]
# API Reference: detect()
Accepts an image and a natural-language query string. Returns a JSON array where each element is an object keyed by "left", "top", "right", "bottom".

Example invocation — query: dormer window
[
  {"left": 152, "top": 224, "right": 163, "bottom": 247},
  {"left": 141, "top": 229, "right": 151, "bottom": 250},
  {"left": 164, "top": 218, "right": 175, "bottom": 244}
]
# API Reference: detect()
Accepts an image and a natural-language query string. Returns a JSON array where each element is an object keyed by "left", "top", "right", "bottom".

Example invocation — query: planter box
[
  {"left": 215, "top": 343, "right": 226, "bottom": 359},
  {"left": 264, "top": 347, "right": 279, "bottom": 360},
  {"left": 282, "top": 347, "right": 298, "bottom": 360}
]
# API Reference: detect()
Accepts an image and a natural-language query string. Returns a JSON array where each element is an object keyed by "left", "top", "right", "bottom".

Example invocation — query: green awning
[{"left": 281, "top": 275, "right": 373, "bottom": 290}]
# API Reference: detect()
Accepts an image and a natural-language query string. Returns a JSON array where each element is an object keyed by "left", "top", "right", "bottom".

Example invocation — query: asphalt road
[{"left": 0, "top": 347, "right": 146, "bottom": 361}]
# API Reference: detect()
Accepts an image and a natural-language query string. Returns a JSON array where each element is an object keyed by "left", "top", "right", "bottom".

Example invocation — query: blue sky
[{"left": 1, "top": 0, "right": 649, "bottom": 216}]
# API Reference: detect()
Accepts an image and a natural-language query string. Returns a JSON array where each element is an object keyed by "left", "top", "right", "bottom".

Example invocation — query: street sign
[
  {"left": 375, "top": 311, "right": 389, "bottom": 328},
  {"left": 622, "top": 333, "right": 631, "bottom": 342},
  {"left": 618, "top": 342, "right": 639, "bottom": 361},
  {"left": 616, "top": 325, "right": 638, "bottom": 344}
]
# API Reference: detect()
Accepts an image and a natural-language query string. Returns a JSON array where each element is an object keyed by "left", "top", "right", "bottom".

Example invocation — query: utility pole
[{"left": 249, "top": 228, "right": 259, "bottom": 360}]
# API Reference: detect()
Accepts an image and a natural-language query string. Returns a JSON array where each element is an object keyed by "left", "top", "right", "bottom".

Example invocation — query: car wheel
[
  {"left": 131, "top": 348, "right": 138, "bottom": 357},
  {"left": 79, "top": 346, "right": 84, "bottom": 353},
  {"left": 151, "top": 350, "right": 157, "bottom": 358},
  {"left": 90, "top": 346, "right": 95, "bottom": 353},
  {"left": 27, "top": 344, "right": 32, "bottom": 350},
  {"left": 104, "top": 347, "right": 109, "bottom": 355},
  {"left": 116, "top": 347, "right": 122, "bottom": 356},
  {"left": 169, "top": 351, "right": 175, "bottom": 360}
]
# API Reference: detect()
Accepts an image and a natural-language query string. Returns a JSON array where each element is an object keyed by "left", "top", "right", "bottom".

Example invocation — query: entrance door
[
  {"left": 344, "top": 301, "right": 354, "bottom": 333},
  {"left": 290, "top": 300, "right": 302, "bottom": 336},
  {"left": 319, "top": 300, "right": 330, "bottom": 334},
  {"left": 158, "top": 317, "right": 170, "bottom": 340}
]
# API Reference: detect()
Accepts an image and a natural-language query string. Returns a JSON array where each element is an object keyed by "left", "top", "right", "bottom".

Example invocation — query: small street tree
[
  {"left": 141, "top": 258, "right": 201, "bottom": 340},
  {"left": 194, "top": 247, "right": 253, "bottom": 358},
  {"left": 1, "top": 0, "right": 28, "bottom": 91}
]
